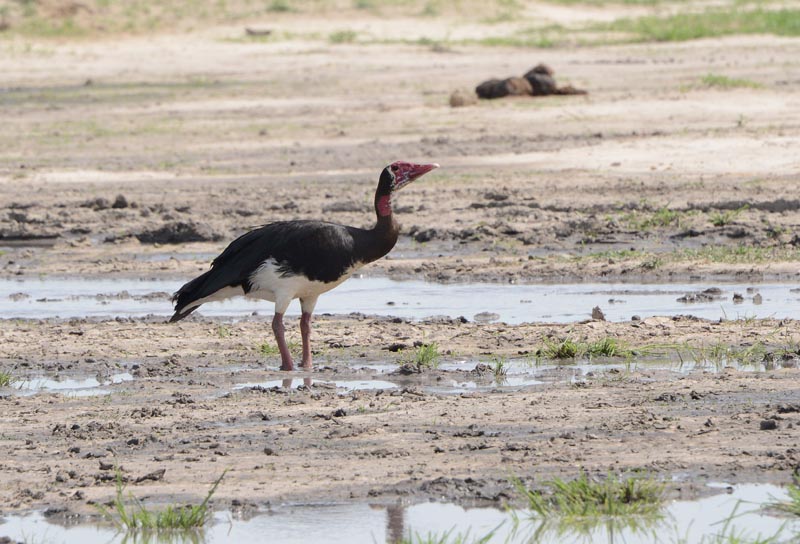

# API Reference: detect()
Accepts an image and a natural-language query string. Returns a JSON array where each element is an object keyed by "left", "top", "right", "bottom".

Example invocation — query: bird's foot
[{"left": 280, "top": 359, "right": 295, "bottom": 371}]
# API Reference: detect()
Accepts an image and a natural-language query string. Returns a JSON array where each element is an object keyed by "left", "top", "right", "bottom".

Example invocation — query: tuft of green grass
[
  {"left": 587, "top": 338, "right": 632, "bottom": 359},
  {"left": 329, "top": 30, "right": 358, "bottom": 44},
  {"left": 768, "top": 471, "right": 800, "bottom": 516},
  {"left": 516, "top": 472, "right": 666, "bottom": 520},
  {"left": 490, "top": 356, "right": 508, "bottom": 382},
  {"left": 267, "top": 0, "right": 293, "bottom": 12},
  {"left": 399, "top": 527, "right": 498, "bottom": 544},
  {"left": 710, "top": 205, "right": 748, "bottom": 227},
  {"left": 0, "top": 370, "right": 14, "bottom": 387},
  {"left": 538, "top": 337, "right": 584, "bottom": 360},
  {"left": 412, "top": 343, "right": 440, "bottom": 370},
  {"left": 701, "top": 74, "right": 762, "bottom": 90},
  {"left": 600, "top": 8, "right": 800, "bottom": 43},
  {"left": 259, "top": 342, "right": 279, "bottom": 356},
  {"left": 216, "top": 325, "right": 231, "bottom": 338},
  {"left": 98, "top": 470, "right": 225, "bottom": 531}
]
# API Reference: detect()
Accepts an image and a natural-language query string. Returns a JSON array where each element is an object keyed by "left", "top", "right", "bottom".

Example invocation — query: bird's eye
[{"left": 391, "top": 165, "right": 399, "bottom": 172}]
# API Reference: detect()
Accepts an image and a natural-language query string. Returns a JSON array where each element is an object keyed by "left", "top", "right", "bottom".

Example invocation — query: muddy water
[
  {"left": 12, "top": 372, "right": 134, "bottom": 397},
  {"left": 1, "top": 278, "right": 797, "bottom": 323},
  {"left": 0, "top": 484, "right": 795, "bottom": 543}
]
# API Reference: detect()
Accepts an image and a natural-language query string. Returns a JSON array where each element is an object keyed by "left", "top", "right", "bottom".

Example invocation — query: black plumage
[{"left": 170, "top": 161, "right": 438, "bottom": 371}]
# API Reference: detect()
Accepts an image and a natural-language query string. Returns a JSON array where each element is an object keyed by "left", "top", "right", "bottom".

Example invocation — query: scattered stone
[
  {"left": 263, "top": 447, "right": 276, "bottom": 456},
  {"left": 111, "top": 195, "right": 129, "bottom": 209},
  {"left": 760, "top": 420, "right": 778, "bottom": 431},
  {"left": 135, "top": 468, "right": 166, "bottom": 483},
  {"left": 733, "top": 293, "right": 744, "bottom": 303},
  {"left": 591, "top": 306, "right": 606, "bottom": 321},
  {"left": 449, "top": 89, "right": 478, "bottom": 107}
]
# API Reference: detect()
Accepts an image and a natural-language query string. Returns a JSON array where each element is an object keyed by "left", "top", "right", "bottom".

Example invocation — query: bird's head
[
  {"left": 375, "top": 161, "right": 438, "bottom": 218},
  {"left": 380, "top": 161, "right": 439, "bottom": 193}
]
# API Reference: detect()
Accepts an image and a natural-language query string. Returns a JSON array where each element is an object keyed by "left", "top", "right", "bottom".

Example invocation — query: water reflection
[
  {"left": 281, "top": 377, "right": 313, "bottom": 389},
  {"left": 0, "top": 485, "right": 796, "bottom": 543}
]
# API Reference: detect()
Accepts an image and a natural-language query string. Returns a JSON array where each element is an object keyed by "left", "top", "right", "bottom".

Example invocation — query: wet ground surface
[
  {"left": 0, "top": 483, "right": 796, "bottom": 543},
  {"left": 2, "top": 1, "right": 800, "bottom": 541},
  {"left": 1, "top": 277, "right": 795, "bottom": 323}
]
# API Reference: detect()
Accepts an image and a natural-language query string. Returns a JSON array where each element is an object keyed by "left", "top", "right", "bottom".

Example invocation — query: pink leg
[
  {"left": 272, "top": 312, "right": 294, "bottom": 371},
  {"left": 300, "top": 312, "right": 313, "bottom": 370}
]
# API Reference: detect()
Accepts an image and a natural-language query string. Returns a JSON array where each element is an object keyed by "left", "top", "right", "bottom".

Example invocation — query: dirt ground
[{"left": 2, "top": 1, "right": 800, "bottom": 520}]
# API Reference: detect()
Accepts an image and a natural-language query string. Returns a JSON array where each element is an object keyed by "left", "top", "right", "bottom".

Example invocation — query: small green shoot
[
  {"left": 0, "top": 370, "right": 14, "bottom": 387},
  {"left": 258, "top": 342, "right": 279, "bottom": 356},
  {"left": 98, "top": 469, "right": 225, "bottom": 531},
  {"left": 400, "top": 526, "right": 498, "bottom": 544},
  {"left": 267, "top": 0, "right": 292, "bottom": 12},
  {"left": 412, "top": 343, "right": 440, "bottom": 370},
  {"left": 710, "top": 205, "right": 748, "bottom": 227},
  {"left": 216, "top": 325, "right": 231, "bottom": 338},
  {"left": 768, "top": 471, "right": 800, "bottom": 516},
  {"left": 491, "top": 356, "right": 508, "bottom": 382},
  {"left": 329, "top": 30, "right": 358, "bottom": 44},
  {"left": 701, "top": 74, "right": 762, "bottom": 89}
]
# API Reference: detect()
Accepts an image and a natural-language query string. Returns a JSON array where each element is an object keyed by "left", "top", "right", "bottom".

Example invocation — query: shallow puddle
[
  {"left": 0, "top": 484, "right": 795, "bottom": 543},
  {"left": 3, "top": 372, "right": 134, "bottom": 397},
  {"left": 1, "top": 277, "right": 797, "bottom": 323},
  {"left": 234, "top": 378, "right": 399, "bottom": 392}
]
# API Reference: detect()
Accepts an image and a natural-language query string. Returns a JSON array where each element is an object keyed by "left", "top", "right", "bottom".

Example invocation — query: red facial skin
[{"left": 377, "top": 162, "right": 438, "bottom": 217}]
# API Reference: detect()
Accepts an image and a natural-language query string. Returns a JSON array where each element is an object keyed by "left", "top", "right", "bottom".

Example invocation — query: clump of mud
[{"left": 133, "top": 221, "right": 224, "bottom": 244}]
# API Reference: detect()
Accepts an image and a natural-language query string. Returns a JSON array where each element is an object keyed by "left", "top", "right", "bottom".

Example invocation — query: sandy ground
[{"left": 2, "top": 3, "right": 800, "bottom": 522}]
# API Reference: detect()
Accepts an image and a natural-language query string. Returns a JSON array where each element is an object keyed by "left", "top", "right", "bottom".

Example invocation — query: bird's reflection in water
[{"left": 281, "top": 377, "right": 313, "bottom": 389}]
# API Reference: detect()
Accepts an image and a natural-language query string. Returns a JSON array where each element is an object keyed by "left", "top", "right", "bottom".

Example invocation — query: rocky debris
[
  {"left": 133, "top": 221, "right": 224, "bottom": 244},
  {"left": 475, "top": 64, "right": 587, "bottom": 100},
  {"left": 591, "top": 306, "right": 606, "bottom": 321},
  {"left": 677, "top": 288, "right": 723, "bottom": 303},
  {"left": 449, "top": 89, "right": 478, "bottom": 107}
]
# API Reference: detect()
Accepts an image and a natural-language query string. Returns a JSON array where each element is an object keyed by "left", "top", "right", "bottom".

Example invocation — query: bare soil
[{"left": 1, "top": 5, "right": 800, "bottom": 518}]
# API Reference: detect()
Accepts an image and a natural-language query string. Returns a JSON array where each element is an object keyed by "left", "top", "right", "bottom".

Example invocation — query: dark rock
[
  {"left": 112, "top": 195, "right": 129, "bottom": 209},
  {"left": 760, "top": 420, "right": 778, "bottom": 431}
]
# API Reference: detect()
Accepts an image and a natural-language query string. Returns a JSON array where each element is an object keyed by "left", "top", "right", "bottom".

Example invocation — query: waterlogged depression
[
  {"left": 1, "top": 277, "right": 796, "bottom": 323},
  {"left": 0, "top": 484, "right": 796, "bottom": 544}
]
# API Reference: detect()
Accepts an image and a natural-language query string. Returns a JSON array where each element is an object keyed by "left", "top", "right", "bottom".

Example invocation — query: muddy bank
[{"left": 1, "top": 315, "right": 799, "bottom": 513}]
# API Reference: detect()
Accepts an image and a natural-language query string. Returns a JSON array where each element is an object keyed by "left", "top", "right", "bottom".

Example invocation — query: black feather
[{"left": 170, "top": 219, "right": 389, "bottom": 321}]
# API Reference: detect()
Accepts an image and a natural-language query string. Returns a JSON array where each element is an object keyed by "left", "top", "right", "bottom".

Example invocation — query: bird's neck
[{"left": 359, "top": 191, "right": 399, "bottom": 264}]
